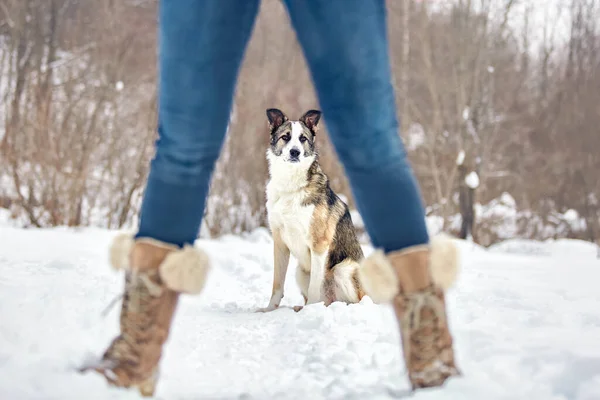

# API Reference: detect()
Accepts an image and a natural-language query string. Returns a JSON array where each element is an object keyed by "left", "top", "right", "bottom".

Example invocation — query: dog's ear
[
  {"left": 300, "top": 110, "right": 322, "bottom": 134},
  {"left": 266, "top": 108, "right": 288, "bottom": 131}
]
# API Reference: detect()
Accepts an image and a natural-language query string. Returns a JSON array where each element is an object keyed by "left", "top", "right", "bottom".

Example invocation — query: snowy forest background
[{"left": 0, "top": 0, "right": 599, "bottom": 247}]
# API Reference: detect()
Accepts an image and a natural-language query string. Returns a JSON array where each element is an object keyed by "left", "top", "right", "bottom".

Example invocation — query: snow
[
  {"left": 489, "top": 238, "right": 599, "bottom": 259},
  {"left": 1, "top": 226, "right": 600, "bottom": 399},
  {"left": 465, "top": 171, "right": 480, "bottom": 189},
  {"left": 463, "top": 193, "right": 590, "bottom": 245},
  {"left": 405, "top": 123, "right": 426, "bottom": 151},
  {"left": 349, "top": 209, "right": 364, "bottom": 230},
  {"left": 462, "top": 107, "right": 470, "bottom": 121},
  {"left": 456, "top": 150, "right": 466, "bottom": 166}
]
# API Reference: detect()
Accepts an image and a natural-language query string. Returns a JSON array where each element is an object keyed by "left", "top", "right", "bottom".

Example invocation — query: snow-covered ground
[{"left": 1, "top": 226, "right": 599, "bottom": 400}]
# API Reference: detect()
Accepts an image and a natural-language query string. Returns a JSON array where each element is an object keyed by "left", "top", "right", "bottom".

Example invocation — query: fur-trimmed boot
[
  {"left": 80, "top": 233, "right": 210, "bottom": 397},
  {"left": 358, "top": 234, "right": 460, "bottom": 390}
]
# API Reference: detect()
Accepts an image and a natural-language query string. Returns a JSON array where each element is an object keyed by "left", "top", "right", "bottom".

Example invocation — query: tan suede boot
[
  {"left": 358, "top": 234, "right": 460, "bottom": 390},
  {"left": 79, "top": 234, "right": 210, "bottom": 397}
]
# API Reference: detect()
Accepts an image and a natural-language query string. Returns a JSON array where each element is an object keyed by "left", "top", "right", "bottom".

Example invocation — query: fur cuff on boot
[
  {"left": 109, "top": 233, "right": 210, "bottom": 295},
  {"left": 357, "top": 234, "right": 459, "bottom": 303}
]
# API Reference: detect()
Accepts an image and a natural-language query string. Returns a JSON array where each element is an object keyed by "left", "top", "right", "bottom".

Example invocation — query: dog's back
[{"left": 302, "top": 162, "right": 365, "bottom": 304}]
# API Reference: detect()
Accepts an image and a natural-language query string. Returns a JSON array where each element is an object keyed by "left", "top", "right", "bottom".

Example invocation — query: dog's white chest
[{"left": 267, "top": 190, "right": 314, "bottom": 267}]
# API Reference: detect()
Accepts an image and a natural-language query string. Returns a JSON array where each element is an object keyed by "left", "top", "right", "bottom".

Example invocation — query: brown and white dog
[{"left": 259, "top": 108, "right": 366, "bottom": 312}]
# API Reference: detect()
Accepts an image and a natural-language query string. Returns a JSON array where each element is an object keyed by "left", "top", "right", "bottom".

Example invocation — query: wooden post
[{"left": 457, "top": 151, "right": 478, "bottom": 241}]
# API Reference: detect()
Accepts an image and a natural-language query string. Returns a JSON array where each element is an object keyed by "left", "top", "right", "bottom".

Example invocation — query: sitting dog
[{"left": 260, "top": 108, "right": 366, "bottom": 312}]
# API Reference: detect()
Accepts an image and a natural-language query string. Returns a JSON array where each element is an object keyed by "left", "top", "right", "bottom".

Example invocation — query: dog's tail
[{"left": 331, "top": 259, "right": 364, "bottom": 303}]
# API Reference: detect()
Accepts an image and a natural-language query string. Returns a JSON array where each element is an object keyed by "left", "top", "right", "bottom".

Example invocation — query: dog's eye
[
  {"left": 299, "top": 135, "right": 307, "bottom": 143},
  {"left": 281, "top": 134, "right": 291, "bottom": 142}
]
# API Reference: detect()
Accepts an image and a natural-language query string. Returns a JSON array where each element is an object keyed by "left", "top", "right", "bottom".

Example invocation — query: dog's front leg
[
  {"left": 258, "top": 229, "right": 290, "bottom": 312},
  {"left": 306, "top": 250, "right": 327, "bottom": 305}
]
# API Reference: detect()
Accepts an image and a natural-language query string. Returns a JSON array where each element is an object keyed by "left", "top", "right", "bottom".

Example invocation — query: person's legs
[
  {"left": 282, "top": 0, "right": 428, "bottom": 254},
  {"left": 282, "top": 0, "right": 460, "bottom": 390},
  {"left": 84, "top": 1, "right": 261, "bottom": 394},
  {"left": 137, "top": 0, "right": 261, "bottom": 247}
]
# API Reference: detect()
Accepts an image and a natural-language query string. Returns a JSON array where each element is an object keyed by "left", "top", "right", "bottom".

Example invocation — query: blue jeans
[{"left": 136, "top": 0, "right": 429, "bottom": 253}]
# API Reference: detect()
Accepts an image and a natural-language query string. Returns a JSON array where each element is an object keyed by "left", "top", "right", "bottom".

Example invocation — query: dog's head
[{"left": 266, "top": 108, "right": 321, "bottom": 164}]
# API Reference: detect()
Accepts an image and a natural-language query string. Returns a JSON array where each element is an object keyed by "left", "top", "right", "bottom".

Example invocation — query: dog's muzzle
[{"left": 289, "top": 148, "right": 300, "bottom": 162}]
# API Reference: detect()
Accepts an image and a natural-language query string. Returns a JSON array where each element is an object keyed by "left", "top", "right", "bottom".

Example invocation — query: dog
[{"left": 259, "top": 108, "right": 366, "bottom": 312}]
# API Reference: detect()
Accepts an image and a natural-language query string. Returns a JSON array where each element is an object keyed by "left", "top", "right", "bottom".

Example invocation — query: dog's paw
[
  {"left": 255, "top": 305, "right": 279, "bottom": 313},
  {"left": 293, "top": 305, "right": 304, "bottom": 312}
]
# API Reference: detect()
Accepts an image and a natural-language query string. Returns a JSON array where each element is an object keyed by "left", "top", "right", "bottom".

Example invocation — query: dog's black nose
[{"left": 289, "top": 148, "right": 300, "bottom": 158}]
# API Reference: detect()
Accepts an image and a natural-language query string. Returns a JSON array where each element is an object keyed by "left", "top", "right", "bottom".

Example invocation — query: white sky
[{"left": 415, "top": 0, "right": 598, "bottom": 57}]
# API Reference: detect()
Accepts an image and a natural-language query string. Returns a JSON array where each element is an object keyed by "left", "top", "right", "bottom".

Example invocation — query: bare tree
[{"left": 0, "top": 0, "right": 597, "bottom": 246}]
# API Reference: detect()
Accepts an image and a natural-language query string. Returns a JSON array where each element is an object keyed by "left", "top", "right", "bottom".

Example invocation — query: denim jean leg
[
  {"left": 283, "top": 0, "right": 429, "bottom": 253},
  {"left": 136, "top": 0, "right": 261, "bottom": 247}
]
